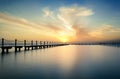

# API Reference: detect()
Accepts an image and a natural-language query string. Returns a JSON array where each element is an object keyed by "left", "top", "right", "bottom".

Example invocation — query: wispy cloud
[
  {"left": 89, "top": 24, "right": 120, "bottom": 40},
  {"left": 1, "top": 5, "right": 119, "bottom": 42},
  {"left": 0, "top": 12, "right": 62, "bottom": 34},
  {"left": 42, "top": 5, "right": 95, "bottom": 41},
  {"left": 96, "top": 24, "right": 120, "bottom": 32},
  {"left": 0, "top": 5, "right": 95, "bottom": 41},
  {"left": 59, "top": 6, "right": 94, "bottom": 17},
  {"left": 43, "top": 8, "right": 53, "bottom": 17}
]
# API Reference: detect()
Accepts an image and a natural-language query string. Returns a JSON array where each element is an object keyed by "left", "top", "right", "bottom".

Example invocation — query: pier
[{"left": 0, "top": 38, "right": 69, "bottom": 53}]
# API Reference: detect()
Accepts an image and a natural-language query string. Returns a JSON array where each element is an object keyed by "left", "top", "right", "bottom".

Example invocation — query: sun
[
  {"left": 59, "top": 36, "right": 69, "bottom": 43},
  {"left": 58, "top": 31, "right": 72, "bottom": 42}
]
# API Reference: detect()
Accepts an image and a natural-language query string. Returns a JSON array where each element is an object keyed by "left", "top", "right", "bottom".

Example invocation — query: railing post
[
  {"left": 46, "top": 41, "right": 47, "bottom": 47},
  {"left": 15, "top": 39, "right": 17, "bottom": 52},
  {"left": 39, "top": 41, "right": 41, "bottom": 48},
  {"left": 1, "top": 38, "right": 4, "bottom": 53},
  {"left": 44, "top": 41, "right": 45, "bottom": 45},
  {"left": 36, "top": 41, "right": 37, "bottom": 46},
  {"left": 24, "top": 40, "right": 26, "bottom": 46},
  {"left": 15, "top": 39, "right": 17, "bottom": 46},
  {"left": 2, "top": 38, "right": 4, "bottom": 47},
  {"left": 43, "top": 41, "right": 45, "bottom": 48},
  {"left": 31, "top": 40, "right": 33, "bottom": 50},
  {"left": 36, "top": 41, "right": 37, "bottom": 49},
  {"left": 24, "top": 40, "right": 26, "bottom": 51},
  {"left": 40, "top": 41, "right": 42, "bottom": 45},
  {"left": 49, "top": 42, "right": 51, "bottom": 47}
]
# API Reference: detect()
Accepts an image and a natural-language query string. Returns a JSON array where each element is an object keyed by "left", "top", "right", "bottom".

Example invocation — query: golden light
[
  {"left": 57, "top": 30, "right": 75, "bottom": 42},
  {"left": 59, "top": 36, "right": 69, "bottom": 42}
]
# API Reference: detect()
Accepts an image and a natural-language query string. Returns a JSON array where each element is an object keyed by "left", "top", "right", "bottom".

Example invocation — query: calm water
[{"left": 0, "top": 45, "right": 120, "bottom": 79}]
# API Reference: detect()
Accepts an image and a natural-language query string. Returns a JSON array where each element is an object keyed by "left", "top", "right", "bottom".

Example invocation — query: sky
[{"left": 0, "top": 0, "right": 120, "bottom": 42}]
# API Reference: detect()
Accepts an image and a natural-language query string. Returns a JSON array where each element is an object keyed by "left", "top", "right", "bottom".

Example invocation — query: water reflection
[{"left": 0, "top": 45, "right": 120, "bottom": 79}]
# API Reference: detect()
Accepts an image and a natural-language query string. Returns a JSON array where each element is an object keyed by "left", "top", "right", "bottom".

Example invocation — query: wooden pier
[{"left": 0, "top": 38, "right": 69, "bottom": 53}]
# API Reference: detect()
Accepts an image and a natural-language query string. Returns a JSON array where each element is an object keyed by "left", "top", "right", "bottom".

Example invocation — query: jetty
[{"left": 0, "top": 38, "right": 69, "bottom": 53}]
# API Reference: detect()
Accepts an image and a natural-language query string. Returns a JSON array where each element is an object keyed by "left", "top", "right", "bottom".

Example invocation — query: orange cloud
[{"left": 89, "top": 24, "right": 120, "bottom": 41}]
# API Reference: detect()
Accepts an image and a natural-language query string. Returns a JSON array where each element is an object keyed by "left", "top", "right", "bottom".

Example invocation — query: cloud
[
  {"left": 97, "top": 24, "right": 120, "bottom": 32},
  {"left": 59, "top": 6, "right": 94, "bottom": 17},
  {"left": 69, "top": 23, "right": 95, "bottom": 42},
  {"left": 0, "top": 12, "right": 40, "bottom": 29},
  {"left": 57, "top": 6, "right": 94, "bottom": 27},
  {"left": 2, "top": 5, "right": 111, "bottom": 42},
  {"left": 41, "top": 6, "right": 120, "bottom": 42},
  {"left": 1, "top": 6, "right": 119, "bottom": 42},
  {"left": 68, "top": 23, "right": 120, "bottom": 42},
  {"left": 42, "top": 5, "right": 94, "bottom": 27},
  {"left": 0, "top": 12, "right": 68, "bottom": 42},
  {"left": 0, "top": 13, "right": 29, "bottom": 25},
  {"left": 43, "top": 8, "right": 53, "bottom": 17},
  {"left": 0, "top": 12, "right": 63, "bottom": 34},
  {"left": 90, "top": 24, "right": 120, "bottom": 34},
  {"left": 89, "top": 24, "right": 120, "bottom": 40}
]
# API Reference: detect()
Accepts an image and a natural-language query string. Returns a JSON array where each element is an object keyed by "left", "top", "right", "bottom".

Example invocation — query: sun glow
[
  {"left": 58, "top": 31, "right": 70, "bottom": 42},
  {"left": 59, "top": 36, "right": 69, "bottom": 42}
]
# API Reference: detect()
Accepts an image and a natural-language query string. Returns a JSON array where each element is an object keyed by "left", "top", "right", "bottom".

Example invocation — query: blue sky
[
  {"left": 0, "top": 0, "right": 120, "bottom": 42},
  {"left": 0, "top": 0, "right": 120, "bottom": 24}
]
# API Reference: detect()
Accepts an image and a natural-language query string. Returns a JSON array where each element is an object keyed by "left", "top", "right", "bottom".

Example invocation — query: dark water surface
[{"left": 0, "top": 45, "right": 120, "bottom": 79}]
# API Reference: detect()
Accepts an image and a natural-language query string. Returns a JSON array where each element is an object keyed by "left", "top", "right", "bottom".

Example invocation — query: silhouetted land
[{"left": 71, "top": 39, "right": 120, "bottom": 46}]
